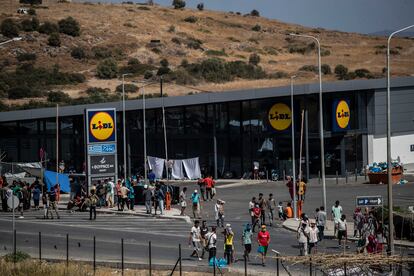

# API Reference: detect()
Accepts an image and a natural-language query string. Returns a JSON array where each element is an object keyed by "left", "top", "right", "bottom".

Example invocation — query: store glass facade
[{"left": 0, "top": 90, "right": 372, "bottom": 178}]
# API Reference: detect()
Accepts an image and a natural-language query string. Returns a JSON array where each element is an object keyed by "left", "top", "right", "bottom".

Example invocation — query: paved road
[{"left": 0, "top": 180, "right": 413, "bottom": 275}]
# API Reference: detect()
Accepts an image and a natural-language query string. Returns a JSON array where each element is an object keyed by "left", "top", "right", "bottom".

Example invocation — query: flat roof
[{"left": 1, "top": 76, "right": 413, "bottom": 122}]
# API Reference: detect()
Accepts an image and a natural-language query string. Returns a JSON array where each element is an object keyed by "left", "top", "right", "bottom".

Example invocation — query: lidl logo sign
[
  {"left": 333, "top": 99, "right": 350, "bottom": 131},
  {"left": 87, "top": 109, "right": 116, "bottom": 143},
  {"left": 268, "top": 103, "right": 292, "bottom": 131}
]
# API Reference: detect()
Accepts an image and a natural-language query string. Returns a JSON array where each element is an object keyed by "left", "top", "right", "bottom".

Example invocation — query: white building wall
[{"left": 372, "top": 133, "right": 414, "bottom": 164}]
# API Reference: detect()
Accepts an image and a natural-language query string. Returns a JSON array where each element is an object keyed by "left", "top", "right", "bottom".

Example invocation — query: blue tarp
[{"left": 43, "top": 170, "right": 70, "bottom": 193}]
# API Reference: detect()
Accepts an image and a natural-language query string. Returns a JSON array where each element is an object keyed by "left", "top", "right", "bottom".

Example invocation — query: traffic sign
[
  {"left": 7, "top": 195, "right": 19, "bottom": 209},
  {"left": 356, "top": 195, "right": 383, "bottom": 207}
]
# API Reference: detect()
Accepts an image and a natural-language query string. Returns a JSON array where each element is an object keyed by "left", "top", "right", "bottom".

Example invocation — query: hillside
[{"left": 0, "top": 1, "right": 413, "bottom": 110}]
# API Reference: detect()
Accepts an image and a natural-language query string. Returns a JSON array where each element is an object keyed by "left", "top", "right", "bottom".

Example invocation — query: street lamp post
[
  {"left": 290, "top": 76, "right": 297, "bottom": 219},
  {"left": 386, "top": 24, "right": 414, "bottom": 255},
  {"left": 160, "top": 77, "right": 169, "bottom": 181},
  {"left": 121, "top": 74, "right": 131, "bottom": 181},
  {"left": 289, "top": 33, "right": 326, "bottom": 210},
  {"left": 0, "top": 37, "right": 22, "bottom": 46}
]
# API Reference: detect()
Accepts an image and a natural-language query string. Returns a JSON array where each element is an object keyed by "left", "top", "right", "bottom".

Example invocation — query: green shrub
[
  {"left": 1, "top": 19, "right": 20, "bottom": 38},
  {"left": 92, "top": 46, "right": 112, "bottom": 59},
  {"left": 28, "top": 8, "right": 36, "bottom": 15},
  {"left": 249, "top": 53, "right": 260, "bottom": 65},
  {"left": 160, "top": 58, "right": 169, "bottom": 68},
  {"left": 157, "top": 66, "right": 171, "bottom": 76},
  {"left": 144, "top": 70, "right": 153, "bottom": 79},
  {"left": 180, "top": 59, "right": 189, "bottom": 67},
  {"left": 251, "top": 24, "right": 261, "bottom": 32},
  {"left": 321, "top": 49, "right": 331, "bottom": 56},
  {"left": 47, "top": 91, "right": 71, "bottom": 103},
  {"left": 3, "top": 251, "right": 30, "bottom": 263},
  {"left": 172, "top": 0, "right": 185, "bottom": 9},
  {"left": 197, "top": 3, "right": 204, "bottom": 11},
  {"left": 250, "top": 9, "right": 260, "bottom": 16},
  {"left": 21, "top": 17, "right": 39, "bottom": 32},
  {"left": 344, "top": 71, "right": 356, "bottom": 80},
  {"left": 186, "top": 38, "right": 202, "bottom": 49},
  {"left": 58, "top": 17, "right": 80, "bottom": 37},
  {"left": 16, "top": 52, "right": 37, "bottom": 62},
  {"left": 174, "top": 68, "right": 196, "bottom": 85},
  {"left": 354, "top": 68, "right": 370, "bottom": 78},
  {"left": 226, "top": 60, "right": 266, "bottom": 79},
  {"left": 48, "top": 32, "right": 61, "bottom": 47},
  {"left": 334, "top": 64, "right": 348, "bottom": 80},
  {"left": 71, "top": 47, "right": 86, "bottom": 60},
  {"left": 268, "top": 71, "right": 288, "bottom": 79},
  {"left": 263, "top": 46, "right": 278, "bottom": 55},
  {"left": 168, "top": 25, "right": 175, "bottom": 33},
  {"left": 205, "top": 49, "right": 227, "bottom": 56},
  {"left": 115, "top": 83, "right": 138, "bottom": 93},
  {"left": 96, "top": 58, "right": 118, "bottom": 79},
  {"left": 184, "top": 16, "right": 197, "bottom": 23},
  {"left": 171, "top": 37, "right": 181, "bottom": 44},
  {"left": 321, "top": 64, "right": 332, "bottom": 75},
  {"left": 299, "top": 65, "right": 318, "bottom": 73},
  {"left": 120, "top": 58, "right": 156, "bottom": 76},
  {"left": 39, "top": 21, "right": 59, "bottom": 35},
  {"left": 8, "top": 85, "right": 41, "bottom": 99}
]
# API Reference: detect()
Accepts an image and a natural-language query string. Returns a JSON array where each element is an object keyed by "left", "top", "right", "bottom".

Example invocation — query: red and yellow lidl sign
[
  {"left": 87, "top": 109, "right": 116, "bottom": 143},
  {"left": 268, "top": 103, "right": 292, "bottom": 131},
  {"left": 333, "top": 99, "right": 350, "bottom": 131}
]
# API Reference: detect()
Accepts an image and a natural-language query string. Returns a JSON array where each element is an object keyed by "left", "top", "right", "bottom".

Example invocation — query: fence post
[
  {"left": 276, "top": 252, "right": 280, "bottom": 276},
  {"left": 345, "top": 170, "right": 348, "bottom": 184},
  {"left": 66, "top": 233, "right": 69, "bottom": 266},
  {"left": 149, "top": 241, "right": 152, "bottom": 276},
  {"left": 39, "top": 232, "right": 41, "bottom": 261},
  {"left": 355, "top": 169, "right": 357, "bottom": 182},
  {"left": 121, "top": 238, "right": 124, "bottom": 276},
  {"left": 244, "top": 254, "right": 247, "bottom": 276},
  {"left": 309, "top": 256, "right": 312, "bottom": 276},
  {"left": 179, "top": 244, "right": 182, "bottom": 276},
  {"left": 318, "top": 170, "right": 321, "bottom": 184},
  {"left": 336, "top": 171, "right": 338, "bottom": 185},
  {"left": 13, "top": 229, "right": 16, "bottom": 264},
  {"left": 344, "top": 262, "right": 347, "bottom": 276},
  {"left": 93, "top": 236, "right": 96, "bottom": 272},
  {"left": 213, "top": 258, "right": 216, "bottom": 276}
]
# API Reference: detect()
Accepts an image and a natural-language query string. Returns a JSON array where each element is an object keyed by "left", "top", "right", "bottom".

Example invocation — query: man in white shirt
[
  {"left": 316, "top": 206, "right": 327, "bottom": 241},
  {"left": 188, "top": 220, "right": 202, "bottom": 260},
  {"left": 105, "top": 178, "right": 115, "bottom": 208},
  {"left": 297, "top": 222, "right": 310, "bottom": 256},
  {"left": 204, "top": 226, "right": 217, "bottom": 262},
  {"left": 331, "top": 200, "right": 343, "bottom": 237},
  {"left": 337, "top": 214, "right": 349, "bottom": 249},
  {"left": 308, "top": 221, "right": 319, "bottom": 254}
]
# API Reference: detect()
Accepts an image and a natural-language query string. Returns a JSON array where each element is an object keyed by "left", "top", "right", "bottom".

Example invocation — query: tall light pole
[
  {"left": 289, "top": 33, "right": 326, "bottom": 210},
  {"left": 386, "top": 24, "right": 414, "bottom": 255},
  {"left": 0, "top": 37, "right": 22, "bottom": 46},
  {"left": 121, "top": 73, "right": 131, "bottom": 181},
  {"left": 160, "top": 77, "right": 169, "bottom": 181},
  {"left": 290, "top": 75, "right": 297, "bottom": 219}
]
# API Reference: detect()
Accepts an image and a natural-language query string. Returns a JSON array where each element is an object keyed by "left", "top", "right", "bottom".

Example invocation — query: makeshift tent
[
  {"left": 182, "top": 157, "right": 201, "bottom": 179},
  {"left": 172, "top": 160, "right": 184, "bottom": 180},
  {"left": 147, "top": 156, "right": 165, "bottom": 179},
  {"left": 43, "top": 170, "right": 70, "bottom": 192}
]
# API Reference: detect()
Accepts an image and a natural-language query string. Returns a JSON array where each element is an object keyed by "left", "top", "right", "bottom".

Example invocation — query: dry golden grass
[{"left": 1, "top": 0, "right": 413, "bottom": 103}]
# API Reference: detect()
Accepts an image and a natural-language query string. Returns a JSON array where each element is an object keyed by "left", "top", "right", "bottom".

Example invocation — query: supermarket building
[{"left": 0, "top": 76, "right": 413, "bottom": 179}]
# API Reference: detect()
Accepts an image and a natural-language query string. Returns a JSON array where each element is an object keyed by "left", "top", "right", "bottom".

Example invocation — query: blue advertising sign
[
  {"left": 332, "top": 99, "right": 351, "bottom": 132},
  {"left": 86, "top": 109, "right": 117, "bottom": 144},
  {"left": 88, "top": 143, "right": 117, "bottom": 155},
  {"left": 356, "top": 196, "right": 383, "bottom": 207}
]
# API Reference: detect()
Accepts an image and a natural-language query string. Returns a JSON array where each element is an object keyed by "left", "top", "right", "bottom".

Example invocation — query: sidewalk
[
  {"left": 282, "top": 218, "right": 414, "bottom": 248},
  {"left": 57, "top": 196, "right": 191, "bottom": 224}
]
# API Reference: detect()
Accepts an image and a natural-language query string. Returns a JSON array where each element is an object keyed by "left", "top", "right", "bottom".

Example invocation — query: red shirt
[
  {"left": 257, "top": 231, "right": 270, "bottom": 246},
  {"left": 204, "top": 177, "right": 214, "bottom": 188}
]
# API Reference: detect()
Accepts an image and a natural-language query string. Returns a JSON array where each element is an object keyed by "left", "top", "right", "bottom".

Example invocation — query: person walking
[
  {"left": 215, "top": 199, "right": 225, "bottom": 227},
  {"left": 337, "top": 214, "right": 349, "bottom": 249},
  {"left": 223, "top": 224, "right": 235, "bottom": 265},
  {"left": 332, "top": 200, "right": 343, "bottom": 237},
  {"left": 48, "top": 185, "right": 60, "bottom": 219},
  {"left": 32, "top": 185, "right": 41, "bottom": 210},
  {"left": 105, "top": 178, "right": 114, "bottom": 208},
  {"left": 249, "top": 197, "right": 256, "bottom": 226},
  {"left": 204, "top": 176, "right": 214, "bottom": 201},
  {"left": 89, "top": 189, "right": 99, "bottom": 220},
  {"left": 297, "top": 178, "right": 307, "bottom": 201},
  {"left": 143, "top": 185, "right": 152, "bottom": 214},
  {"left": 267, "top": 193, "right": 276, "bottom": 226},
  {"left": 242, "top": 223, "right": 253, "bottom": 261},
  {"left": 205, "top": 226, "right": 217, "bottom": 262},
  {"left": 116, "top": 180, "right": 122, "bottom": 211},
  {"left": 277, "top": 201, "right": 284, "bottom": 220},
  {"left": 120, "top": 183, "right": 130, "bottom": 211},
  {"left": 197, "top": 178, "right": 206, "bottom": 201},
  {"left": 154, "top": 185, "right": 165, "bottom": 215},
  {"left": 315, "top": 206, "right": 327, "bottom": 241},
  {"left": 286, "top": 176, "right": 294, "bottom": 201},
  {"left": 128, "top": 180, "right": 135, "bottom": 211},
  {"left": 297, "top": 221, "right": 310, "bottom": 256},
  {"left": 257, "top": 225, "right": 270, "bottom": 266},
  {"left": 353, "top": 207, "right": 364, "bottom": 238},
  {"left": 258, "top": 193, "right": 267, "bottom": 226},
  {"left": 308, "top": 220, "right": 319, "bottom": 254},
  {"left": 191, "top": 190, "right": 201, "bottom": 219},
  {"left": 179, "top": 187, "right": 187, "bottom": 216},
  {"left": 200, "top": 220, "right": 209, "bottom": 259},
  {"left": 189, "top": 220, "right": 203, "bottom": 261},
  {"left": 252, "top": 204, "right": 261, "bottom": 232}
]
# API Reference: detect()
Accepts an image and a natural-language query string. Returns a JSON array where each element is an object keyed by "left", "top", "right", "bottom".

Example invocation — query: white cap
[
  {"left": 144, "top": 185, "right": 148, "bottom": 189},
  {"left": 194, "top": 189, "right": 198, "bottom": 193}
]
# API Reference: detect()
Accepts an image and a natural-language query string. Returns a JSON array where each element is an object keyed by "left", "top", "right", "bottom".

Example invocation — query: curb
[
  {"left": 282, "top": 221, "right": 414, "bottom": 248},
  {"left": 57, "top": 205, "right": 191, "bottom": 224}
]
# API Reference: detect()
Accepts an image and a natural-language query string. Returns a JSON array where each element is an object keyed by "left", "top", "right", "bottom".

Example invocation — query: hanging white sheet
[
  {"left": 182, "top": 157, "right": 201, "bottom": 179},
  {"left": 172, "top": 160, "right": 184, "bottom": 180},
  {"left": 147, "top": 156, "right": 165, "bottom": 179}
]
